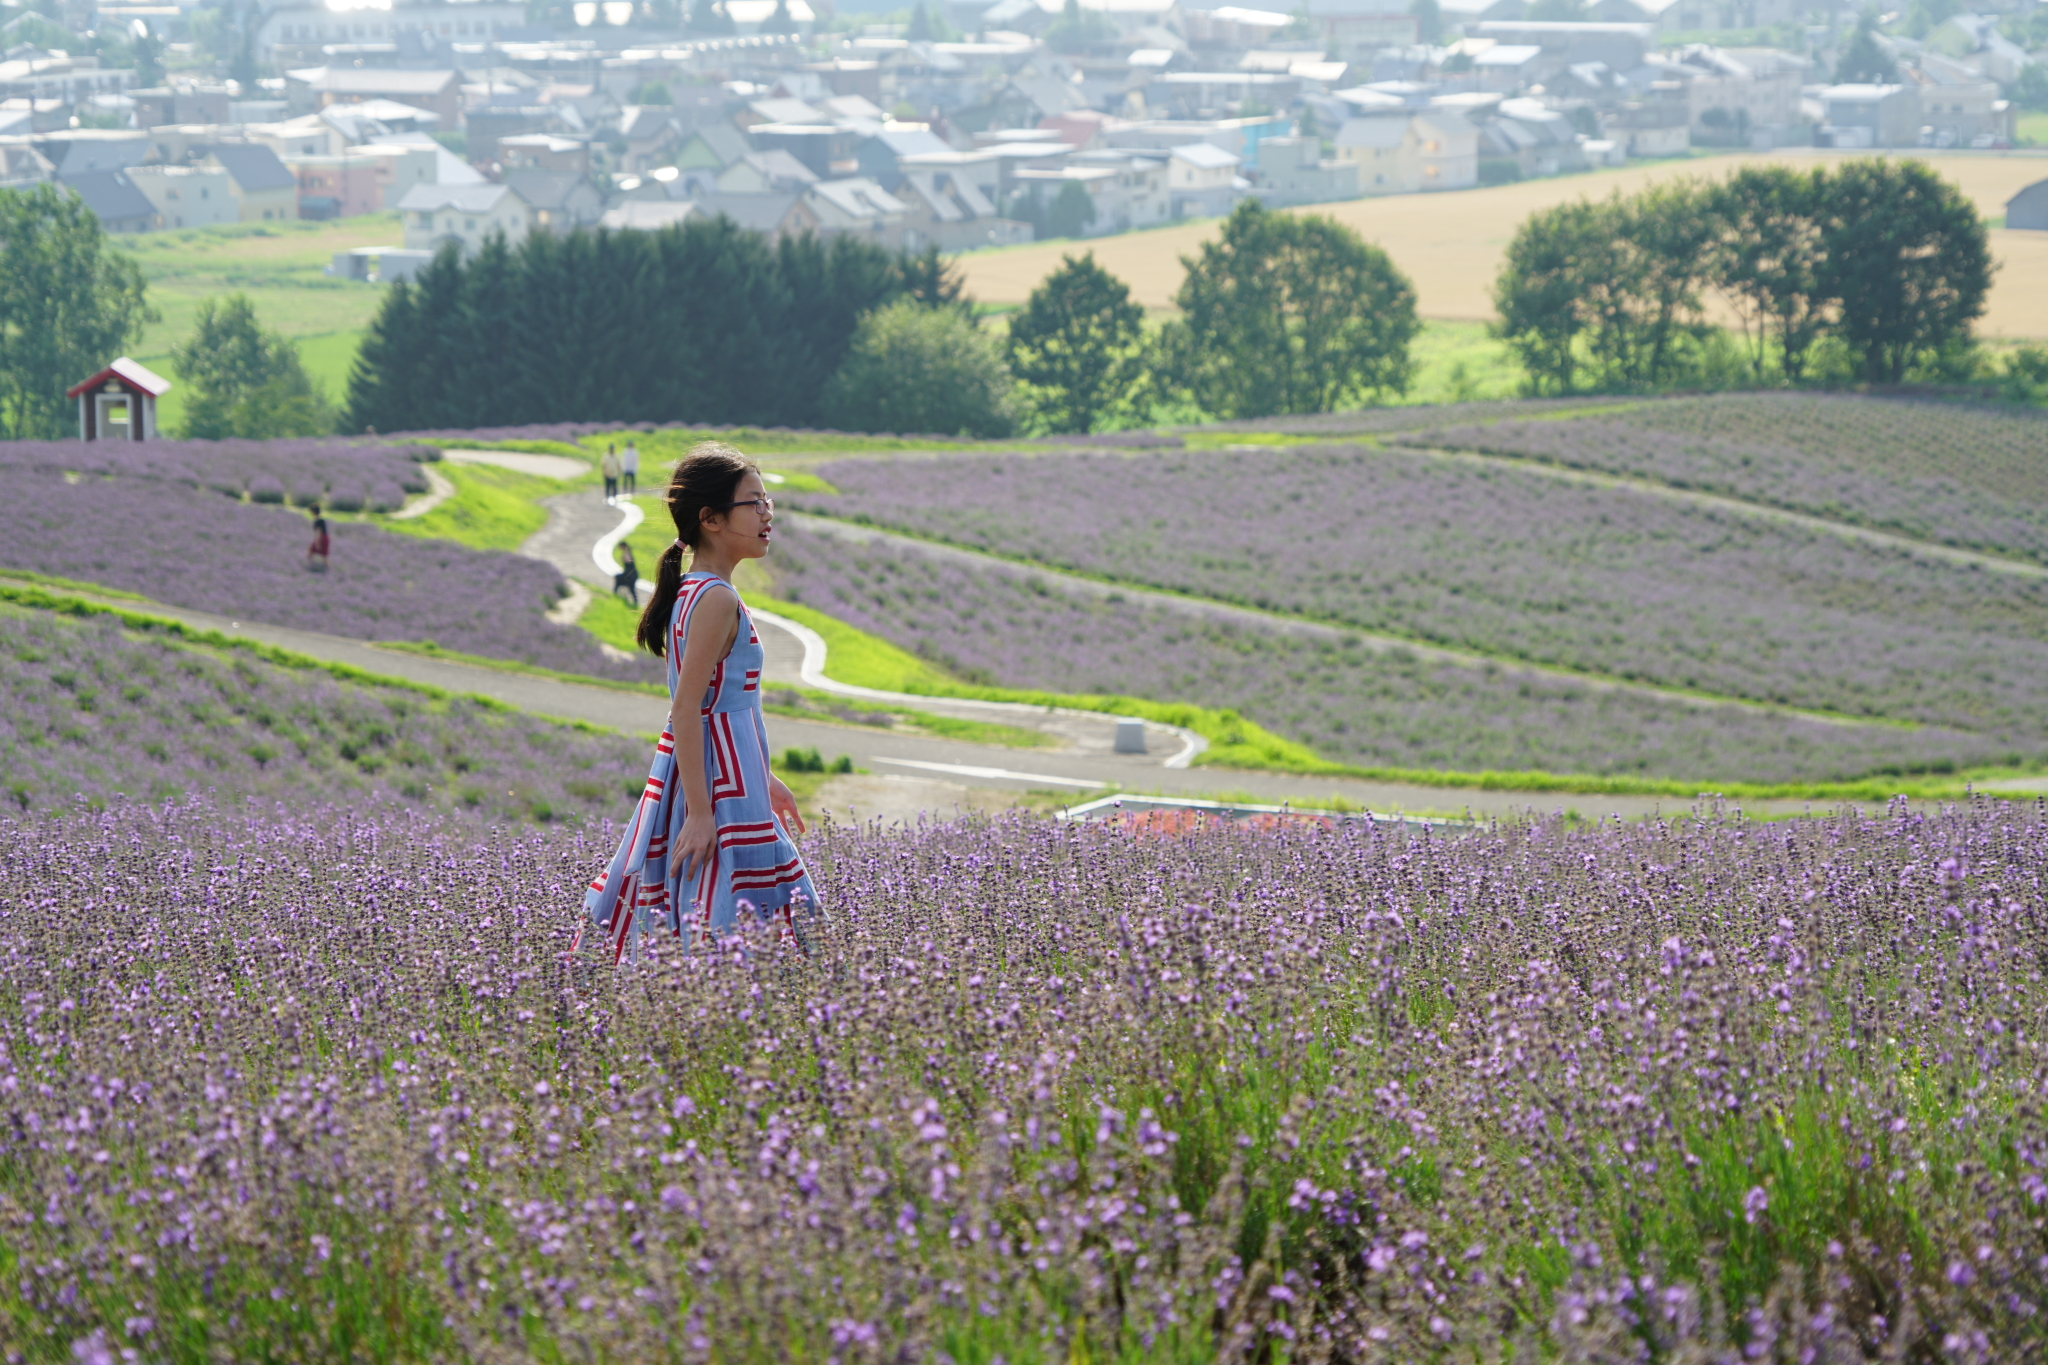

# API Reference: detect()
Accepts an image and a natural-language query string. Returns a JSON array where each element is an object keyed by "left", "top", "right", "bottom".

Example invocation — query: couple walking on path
[
  {"left": 578, "top": 443, "right": 817, "bottom": 963},
  {"left": 600, "top": 440, "right": 640, "bottom": 503}
]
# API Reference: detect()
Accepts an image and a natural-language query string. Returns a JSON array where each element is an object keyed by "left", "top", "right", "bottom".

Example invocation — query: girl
[
  {"left": 613, "top": 540, "right": 639, "bottom": 606},
  {"left": 579, "top": 444, "right": 817, "bottom": 962}
]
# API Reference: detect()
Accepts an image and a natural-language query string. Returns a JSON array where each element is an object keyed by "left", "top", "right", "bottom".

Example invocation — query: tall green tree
[
  {"left": 0, "top": 183, "right": 153, "bottom": 440},
  {"left": 1493, "top": 186, "right": 1716, "bottom": 394},
  {"left": 1161, "top": 199, "right": 1417, "bottom": 418},
  {"left": 822, "top": 299, "right": 1014, "bottom": 437},
  {"left": 173, "top": 294, "right": 333, "bottom": 438},
  {"left": 1709, "top": 165, "right": 1832, "bottom": 384},
  {"left": 131, "top": 27, "right": 166, "bottom": 88},
  {"left": 1044, "top": 181, "right": 1097, "bottom": 239},
  {"left": 1817, "top": 159, "right": 1991, "bottom": 385},
  {"left": 1005, "top": 252, "right": 1144, "bottom": 433},
  {"left": 1408, "top": 0, "right": 1441, "bottom": 43},
  {"left": 1835, "top": 16, "right": 1898, "bottom": 83}
]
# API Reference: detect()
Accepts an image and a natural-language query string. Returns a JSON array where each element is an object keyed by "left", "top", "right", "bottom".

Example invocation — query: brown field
[{"left": 956, "top": 149, "right": 2048, "bottom": 339}]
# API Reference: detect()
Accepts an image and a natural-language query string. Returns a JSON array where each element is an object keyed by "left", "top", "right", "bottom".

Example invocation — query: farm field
[
  {"left": 3, "top": 797, "right": 2042, "bottom": 1358},
  {"left": 0, "top": 601, "right": 644, "bottom": 819},
  {"left": 954, "top": 148, "right": 2048, "bottom": 337},
  {"left": 767, "top": 520, "right": 1994, "bottom": 782},
  {"left": 1410, "top": 393, "right": 2048, "bottom": 563},
  {"left": 789, "top": 437, "right": 2048, "bottom": 733}
]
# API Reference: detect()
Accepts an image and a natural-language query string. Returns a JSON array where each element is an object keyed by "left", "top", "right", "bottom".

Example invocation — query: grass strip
[
  {"left": 370, "top": 640, "right": 664, "bottom": 698},
  {"left": 375, "top": 463, "right": 563, "bottom": 552}
]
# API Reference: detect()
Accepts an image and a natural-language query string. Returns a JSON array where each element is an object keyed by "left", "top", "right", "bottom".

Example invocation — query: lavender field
[
  {"left": 770, "top": 525, "right": 2002, "bottom": 782},
  {"left": 0, "top": 605, "right": 646, "bottom": 821},
  {"left": 1414, "top": 394, "right": 2048, "bottom": 564},
  {"left": 3, "top": 798, "right": 2044, "bottom": 1360},
  {"left": 0, "top": 466, "right": 658, "bottom": 684},
  {"left": 792, "top": 446, "right": 2048, "bottom": 743},
  {"left": 0, "top": 436, "right": 437, "bottom": 512}
]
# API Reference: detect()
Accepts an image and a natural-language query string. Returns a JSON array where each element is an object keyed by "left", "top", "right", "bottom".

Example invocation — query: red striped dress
[{"left": 581, "top": 572, "right": 819, "bottom": 961}]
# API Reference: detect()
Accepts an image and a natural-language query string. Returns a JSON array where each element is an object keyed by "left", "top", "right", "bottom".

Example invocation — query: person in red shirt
[{"left": 306, "top": 511, "right": 330, "bottom": 571}]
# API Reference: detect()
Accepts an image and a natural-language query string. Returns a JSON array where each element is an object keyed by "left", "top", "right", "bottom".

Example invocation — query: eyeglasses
[{"left": 722, "top": 496, "right": 774, "bottom": 515}]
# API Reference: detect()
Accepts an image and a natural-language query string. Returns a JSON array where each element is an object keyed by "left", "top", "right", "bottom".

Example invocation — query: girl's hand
[
  {"left": 768, "top": 775, "right": 806, "bottom": 835},
  {"left": 676, "top": 810, "right": 718, "bottom": 884}
]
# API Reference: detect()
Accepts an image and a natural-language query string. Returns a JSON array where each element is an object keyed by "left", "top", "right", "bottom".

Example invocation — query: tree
[
  {"left": 229, "top": 23, "right": 258, "bottom": 89},
  {"left": 1044, "top": 180, "right": 1097, "bottom": 239},
  {"left": 173, "top": 294, "right": 334, "bottom": 439},
  {"left": 1408, "top": 0, "right": 1441, "bottom": 43},
  {"left": 1044, "top": 0, "right": 1113, "bottom": 51},
  {"left": 2012, "top": 65, "right": 2048, "bottom": 113},
  {"left": 130, "top": 25, "right": 165, "bottom": 88},
  {"left": 1006, "top": 253, "right": 1145, "bottom": 433},
  {"left": 1161, "top": 199, "right": 1417, "bottom": 418},
  {"left": 1492, "top": 186, "right": 1716, "bottom": 394},
  {"left": 1817, "top": 159, "right": 1991, "bottom": 385},
  {"left": 897, "top": 244, "right": 970, "bottom": 314},
  {"left": 1708, "top": 165, "right": 1832, "bottom": 383},
  {"left": 1835, "top": 16, "right": 1898, "bottom": 83},
  {"left": 0, "top": 184, "right": 153, "bottom": 440},
  {"left": 686, "top": 0, "right": 734, "bottom": 34},
  {"left": 822, "top": 299, "right": 1014, "bottom": 437},
  {"left": 760, "top": 0, "right": 798, "bottom": 33},
  {"left": 629, "top": 80, "right": 673, "bottom": 105}
]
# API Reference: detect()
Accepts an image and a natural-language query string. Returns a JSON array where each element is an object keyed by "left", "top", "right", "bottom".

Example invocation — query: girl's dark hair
[{"left": 636, "top": 442, "right": 756, "bottom": 656}]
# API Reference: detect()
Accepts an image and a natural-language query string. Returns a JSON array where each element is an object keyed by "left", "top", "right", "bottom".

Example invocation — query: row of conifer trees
[{"left": 342, "top": 219, "right": 958, "bottom": 435}]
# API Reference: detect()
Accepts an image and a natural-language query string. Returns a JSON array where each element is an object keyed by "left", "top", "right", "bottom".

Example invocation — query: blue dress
[{"left": 582, "top": 572, "right": 820, "bottom": 961}]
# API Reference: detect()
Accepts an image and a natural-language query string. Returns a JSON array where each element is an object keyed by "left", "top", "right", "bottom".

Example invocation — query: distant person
[
  {"left": 613, "top": 541, "right": 639, "bottom": 606},
  {"left": 600, "top": 445, "right": 621, "bottom": 503},
  {"left": 306, "top": 511, "right": 330, "bottom": 572},
  {"left": 621, "top": 439, "right": 640, "bottom": 495}
]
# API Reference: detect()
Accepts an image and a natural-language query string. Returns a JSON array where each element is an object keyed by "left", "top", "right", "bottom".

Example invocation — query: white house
[
  {"left": 1167, "top": 140, "right": 1241, "bottom": 217},
  {"left": 125, "top": 164, "right": 238, "bottom": 230},
  {"left": 396, "top": 181, "right": 538, "bottom": 254}
]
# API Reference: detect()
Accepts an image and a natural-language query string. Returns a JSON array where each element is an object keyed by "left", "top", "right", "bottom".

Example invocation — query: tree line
[
  {"left": 344, "top": 223, "right": 960, "bottom": 434},
  {"left": 1494, "top": 161, "right": 1995, "bottom": 394}
]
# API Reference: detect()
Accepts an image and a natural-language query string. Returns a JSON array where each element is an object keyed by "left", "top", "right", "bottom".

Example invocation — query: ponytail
[
  {"left": 635, "top": 442, "right": 755, "bottom": 657},
  {"left": 636, "top": 541, "right": 688, "bottom": 656}
]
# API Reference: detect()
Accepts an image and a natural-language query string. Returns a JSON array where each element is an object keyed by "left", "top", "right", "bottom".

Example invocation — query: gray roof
[
  {"left": 691, "top": 120, "right": 751, "bottom": 166},
  {"left": 37, "top": 130, "right": 147, "bottom": 176},
  {"left": 393, "top": 181, "right": 520, "bottom": 213},
  {"left": 617, "top": 105, "right": 678, "bottom": 141},
  {"left": 203, "top": 142, "right": 295, "bottom": 193},
  {"left": 64, "top": 169, "right": 155, "bottom": 225},
  {"left": 865, "top": 125, "right": 951, "bottom": 160},
  {"left": 808, "top": 176, "right": 905, "bottom": 220},
  {"left": 502, "top": 168, "right": 598, "bottom": 212},
  {"left": 1335, "top": 116, "right": 1410, "bottom": 149},
  {"left": 729, "top": 148, "right": 817, "bottom": 186},
  {"left": 695, "top": 192, "right": 805, "bottom": 233}
]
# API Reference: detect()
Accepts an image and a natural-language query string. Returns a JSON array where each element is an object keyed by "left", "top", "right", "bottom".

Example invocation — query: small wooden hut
[{"left": 67, "top": 358, "right": 172, "bottom": 442}]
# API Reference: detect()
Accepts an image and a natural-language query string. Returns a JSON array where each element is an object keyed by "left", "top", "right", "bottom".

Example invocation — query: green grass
[
  {"left": 2017, "top": 111, "right": 2048, "bottom": 148},
  {"left": 376, "top": 463, "right": 565, "bottom": 553},
  {"left": 1396, "top": 319, "right": 1524, "bottom": 405},
  {"left": 114, "top": 213, "right": 402, "bottom": 354}
]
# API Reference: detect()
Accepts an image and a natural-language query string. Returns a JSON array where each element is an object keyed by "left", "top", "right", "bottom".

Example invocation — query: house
[
  {"left": 1655, "top": 44, "right": 1806, "bottom": 145},
  {"left": 283, "top": 68, "right": 464, "bottom": 129},
  {"left": 1301, "top": 0, "right": 1419, "bottom": 62},
  {"left": 328, "top": 246, "right": 435, "bottom": 282},
  {"left": 68, "top": 358, "right": 170, "bottom": 442},
  {"left": 202, "top": 144, "right": 299, "bottom": 223},
  {"left": 674, "top": 121, "right": 751, "bottom": 174},
  {"left": 286, "top": 154, "right": 385, "bottom": 219},
  {"left": 1254, "top": 134, "right": 1361, "bottom": 204},
  {"left": 0, "top": 138, "right": 52, "bottom": 190},
  {"left": 805, "top": 176, "right": 908, "bottom": 239},
  {"left": 896, "top": 169, "right": 1033, "bottom": 249},
  {"left": 243, "top": 114, "right": 350, "bottom": 160},
  {"left": 1816, "top": 83, "right": 1918, "bottom": 148},
  {"left": 617, "top": 106, "right": 685, "bottom": 173},
  {"left": 598, "top": 200, "right": 701, "bottom": 231},
  {"left": 0, "top": 48, "right": 131, "bottom": 106},
  {"left": 123, "top": 164, "right": 236, "bottom": 230},
  {"left": 258, "top": 1, "right": 524, "bottom": 60},
  {"left": 1411, "top": 113, "right": 1478, "bottom": 189},
  {"left": 1332, "top": 115, "right": 1415, "bottom": 192},
  {"left": 397, "top": 181, "right": 538, "bottom": 253},
  {"left": 498, "top": 134, "right": 592, "bottom": 175},
  {"left": 62, "top": 168, "right": 157, "bottom": 232},
  {"left": 35, "top": 129, "right": 148, "bottom": 179},
  {"left": 1165, "top": 140, "right": 1242, "bottom": 216},
  {"left": 693, "top": 191, "right": 823, "bottom": 239},
  {"left": 2007, "top": 178, "right": 2048, "bottom": 232},
  {"left": 1907, "top": 62, "right": 2011, "bottom": 147},
  {"left": 502, "top": 169, "right": 606, "bottom": 233},
  {"left": 715, "top": 150, "right": 820, "bottom": 194},
  {"left": 854, "top": 124, "right": 954, "bottom": 189}
]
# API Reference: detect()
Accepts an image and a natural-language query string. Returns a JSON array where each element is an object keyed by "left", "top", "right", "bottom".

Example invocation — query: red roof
[{"left": 66, "top": 357, "right": 172, "bottom": 400}]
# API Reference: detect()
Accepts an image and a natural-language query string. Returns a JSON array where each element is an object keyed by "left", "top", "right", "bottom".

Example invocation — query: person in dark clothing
[{"left": 613, "top": 541, "right": 640, "bottom": 606}]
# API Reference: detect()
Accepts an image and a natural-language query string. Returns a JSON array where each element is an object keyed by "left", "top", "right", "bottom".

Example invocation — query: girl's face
[{"left": 700, "top": 471, "right": 774, "bottom": 561}]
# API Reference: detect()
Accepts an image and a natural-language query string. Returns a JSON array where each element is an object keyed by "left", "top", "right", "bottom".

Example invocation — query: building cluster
[{"left": 0, "top": 0, "right": 2041, "bottom": 253}]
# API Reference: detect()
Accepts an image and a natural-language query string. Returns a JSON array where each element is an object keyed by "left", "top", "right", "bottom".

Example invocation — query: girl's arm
[{"left": 668, "top": 587, "right": 740, "bottom": 884}]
